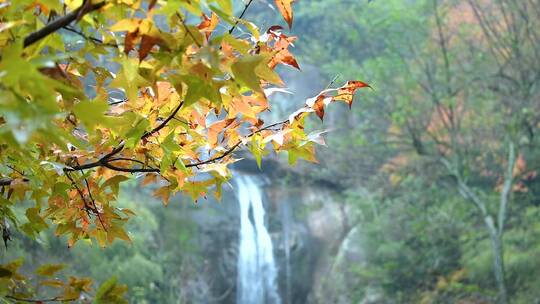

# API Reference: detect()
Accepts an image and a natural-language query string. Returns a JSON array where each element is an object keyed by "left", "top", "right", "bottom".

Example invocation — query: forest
[{"left": 1, "top": 0, "right": 539, "bottom": 303}]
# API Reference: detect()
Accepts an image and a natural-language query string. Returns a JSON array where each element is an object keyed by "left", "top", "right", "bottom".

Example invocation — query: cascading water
[
  {"left": 280, "top": 199, "right": 292, "bottom": 304},
  {"left": 236, "top": 175, "right": 281, "bottom": 304}
]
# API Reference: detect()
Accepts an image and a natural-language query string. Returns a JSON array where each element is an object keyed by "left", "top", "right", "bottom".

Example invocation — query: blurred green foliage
[{"left": 1, "top": 182, "right": 201, "bottom": 303}]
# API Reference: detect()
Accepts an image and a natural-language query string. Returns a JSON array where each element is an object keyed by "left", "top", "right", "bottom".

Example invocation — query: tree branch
[
  {"left": 176, "top": 13, "right": 201, "bottom": 48},
  {"left": 141, "top": 101, "right": 184, "bottom": 140},
  {"left": 229, "top": 0, "right": 255, "bottom": 34},
  {"left": 5, "top": 295, "right": 77, "bottom": 303},
  {"left": 497, "top": 140, "right": 516, "bottom": 236},
  {"left": 186, "top": 119, "right": 288, "bottom": 168},
  {"left": 440, "top": 157, "right": 489, "bottom": 217},
  {"left": 0, "top": 177, "right": 29, "bottom": 187},
  {"left": 102, "top": 162, "right": 160, "bottom": 173},
  {"left": 63, "top": 26, "right": 118, "bottom": 48},
  {"left": 23, "top": 1, "right": 106, "bottom": 48},
  {"left": 2, "top": 116, "right": 287, "bottom": 183}
]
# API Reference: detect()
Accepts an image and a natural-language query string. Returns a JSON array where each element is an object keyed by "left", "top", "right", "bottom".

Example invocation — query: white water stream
[{"left": 236, "top": 175, "right": 281, "bottom": 304}]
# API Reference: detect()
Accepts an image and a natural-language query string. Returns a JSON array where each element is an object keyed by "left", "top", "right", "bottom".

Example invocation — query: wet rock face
[{"left": 183, "top": 163, "right": 364, "bottom": 304}]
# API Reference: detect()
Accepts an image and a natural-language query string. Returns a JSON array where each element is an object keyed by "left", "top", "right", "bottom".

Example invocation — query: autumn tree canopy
[{"left": 0, "top": 0, "right": 369, "bottom": 301}]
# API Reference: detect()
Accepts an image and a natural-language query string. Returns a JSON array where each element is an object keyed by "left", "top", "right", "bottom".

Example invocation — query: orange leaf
[
  {"left": 208, "top": 118, "right": 235, "bottom": 148},
  {"left": 197, "top": 12, "right": 219, "bottom": 40},
  {"left": 141, "top": 174, "right": 157, "bottom": 187},
  {"left": 333, "top": 80, "right": 372, "bottom": 108},
  {"left": 153, "top": 186, "right": 171, "bottom": 206},
  {"left": 275, "top": 0, "right": 294, "bottom": 28},
  {"left": 155, "top": 81, "right": 174, "bottom": 105},
  {"left": 313, "top": 95, "right": 325, "bottom": 121}
]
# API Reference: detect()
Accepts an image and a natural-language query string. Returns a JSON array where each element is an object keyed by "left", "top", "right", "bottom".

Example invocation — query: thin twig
[
  {"left": 63, "top": 26, "right": 118, "bottom": 47},
  {"left": 4, "top": 108, "right": 287, "bottom": 179},
  {"left": 102, "top": 162, "right": 160, "bottom": 173},
  {"left": 229, "top": 0, "right": 255, "bottom": 34},
  {"left": 185, "top": 119, "right": 288, "bottom": 168},
  {"left": 65, "top": 171, "right": 93, "bottom": 217},
  {"left": 0, "top": 177, "right": 29, "bottom": 187},
  {"left": 76, "top": 160, "right": 106, "bottom": 230},
  {"left": 23, "top": 1, "right": 106, "bottom": 48},
  {"left": 109, "top": 98, "right": 127, "bottom": 106},
  {"left": 141, "top": 101, "right": 185, "bottom": 140},
  {"left": 176, "top": 13, "right": 201, "bottom": 47},
  {"left": 5, "top": 295, "right": 77, "bottom": 303},
  {"left": 325, "top": 74, "right": 341, "bottom": 90}
]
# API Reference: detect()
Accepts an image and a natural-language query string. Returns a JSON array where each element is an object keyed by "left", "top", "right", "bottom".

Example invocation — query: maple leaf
[
  {"left": 275, "top": 0, "right": 294, "bottom": 28},
  {"left": 153, "top": 186, "right": 171, "bottom": 206},
  {"left": 208, "top": 118, "right": 235, "bottom": 148},
  {"left": 139, "top": 34, "right": 163, "bottom": 61},
  {"left": 197, "top": 12, "right": 219, "bottom": 40},
  {"left": 124, "top": 29, "right": 140, "bottom": 55},
  {"left": 334, "top": 80, "right": 372, "bottom": 108},
  {"left": 267, "top": 29, "right": 300, "bottom": 69},
  {"left": 312, "top": 95, "right": 326, "bottom": 121},
  {"left": 0, "top": 0, "right": 371, "bottom": 267}
]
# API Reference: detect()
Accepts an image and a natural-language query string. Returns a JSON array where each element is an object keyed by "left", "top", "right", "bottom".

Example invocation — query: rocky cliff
[{"left": 178, "top": 158, "right": 372, "bottom": 304}]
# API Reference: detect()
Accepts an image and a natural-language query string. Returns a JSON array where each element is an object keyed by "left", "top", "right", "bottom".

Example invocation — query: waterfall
[
  {"left": 280, "top": 199, "right": 292, "bottom": 304},
  {"left": 236, "top": 175, "right": 281, "bottom": 304}
]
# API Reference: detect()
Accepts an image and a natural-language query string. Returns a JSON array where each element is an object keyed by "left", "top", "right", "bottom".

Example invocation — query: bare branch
[{"left": 497, "top": 140, "right": 516, "bottom": 236}]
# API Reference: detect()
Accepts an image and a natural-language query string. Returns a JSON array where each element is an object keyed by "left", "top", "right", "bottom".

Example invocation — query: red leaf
[
  {"left": 267, "top": 25, "right": 284, "bottom": 33},
  {"left": 139, "top": 34, "right": 162, "bottom": 61},
  {"left": 124, "top": 29, "right": 139, "bottom": 55}
]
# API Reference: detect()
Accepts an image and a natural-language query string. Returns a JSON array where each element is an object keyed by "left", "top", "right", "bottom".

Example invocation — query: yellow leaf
[
  {"left": 110, "top": 19, "right": 140, "bottom": 32},
  {"left": 153, "top": 186, "right": 171, "bottom": 205}
]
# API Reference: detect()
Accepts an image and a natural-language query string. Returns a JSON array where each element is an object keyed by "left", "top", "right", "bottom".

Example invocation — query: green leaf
[
  {"left": 162, "top": 132, "right": 181, "bottom": 153},
  {"left": 102, "top": 175, "right": 130, "bottom": 195},
  {"left": 52, "top": 182, "right": 71, "bottom": 200},
  {"left": 232, "top": 55, "right": 264, "bottom": 93},
  {"left": 36, "top": 264, "right": 64, "bottom": 277},
  {"left": 109, "top": 57, "right": 148, "bottom": 102},
  {"left": 95, "top": 276, "right": 127, "bottom": 303},
  {"left": 249, "top": 135, "right": 267, "bottom": 169},
  {"left": 95, "top": 276, "right": 118, "bottom": 300},
  {"left": 175, "top": 75, "right": 222, "bottom": 107},
  {"left": 109, "top": 226, "right": 131, "bottom": 243},
  {"left": 25, "top": 207, "right": 48, "bottom": 233},
  {"left": 125, "top": 119, "right": 150, "bottom": 148},
  {"left": 73, "top": 99, "right": 109, "bottom": 131},
  {"left": 213, "top": 0, "right": 233, "bottom": 15}
]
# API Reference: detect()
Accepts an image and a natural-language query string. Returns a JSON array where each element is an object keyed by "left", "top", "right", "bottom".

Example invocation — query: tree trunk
[
  {"left": 484, "top": 215, "right": 509, "bottom": 304},
  {"left": 448, "top": 157, "right": 512, "bottom": 304}
]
